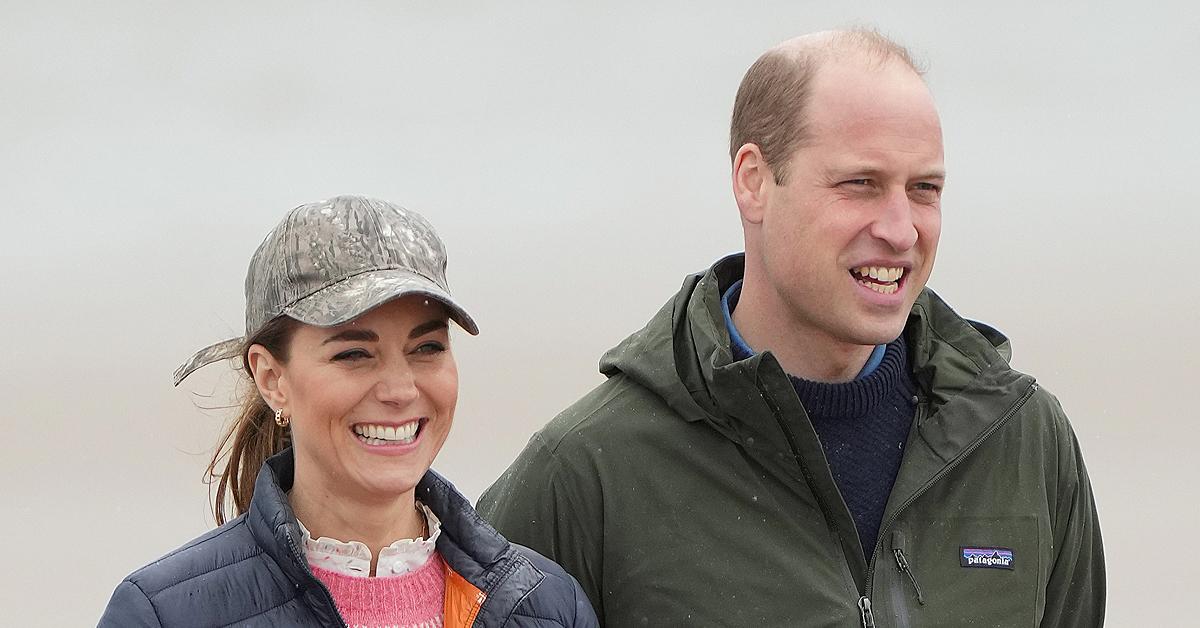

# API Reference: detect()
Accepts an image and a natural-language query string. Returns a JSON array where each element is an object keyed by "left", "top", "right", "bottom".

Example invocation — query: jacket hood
[{"left": 599, "top": 253, "right": 1017, "bottom": 442}]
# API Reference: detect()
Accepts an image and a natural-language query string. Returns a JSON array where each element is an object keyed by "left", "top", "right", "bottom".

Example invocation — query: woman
[{"left": 100, "top": 195, "right": 598, "bottom": 627}]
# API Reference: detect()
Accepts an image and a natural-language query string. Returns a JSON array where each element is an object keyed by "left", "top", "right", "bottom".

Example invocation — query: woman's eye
[
  {"left": 332, "top": 349, "right": 372, "bottom": 361},
  {"left": 414, "top": 341, "right": 447, "bottom": 355}
]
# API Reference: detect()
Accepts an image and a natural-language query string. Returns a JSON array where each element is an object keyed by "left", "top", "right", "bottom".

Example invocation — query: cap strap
[{"left": 173, "top": 337, "right": 245, "bottom": 386}]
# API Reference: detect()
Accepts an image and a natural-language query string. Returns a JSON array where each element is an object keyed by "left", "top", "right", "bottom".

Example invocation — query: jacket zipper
[
  {"left": 764, "top": 375, "right": 1038, "bottom": 624},
  {"left": 857, "top": 596, "right": 876, "bottom": 628},
  {"left": 758, "top": 378, "right": 862, "bottom": 590},
  {"left": 862, "top": 382, "right": 1039, "bottom": 602},
  {"left": 759, "top": 379, "right": 881, "bottom": 628},
  {"left": 892, "top": 530, "right": 925, "bottom": 605},
  {"left": 283, "top": 527, "right": 350, "bottom": 628}
]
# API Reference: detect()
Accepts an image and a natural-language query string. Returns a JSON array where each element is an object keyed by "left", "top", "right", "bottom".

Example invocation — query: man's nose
[
  {"left": 375, "top": 358, "right": 419, "bottom": 404},
  {"left": 869, "top": 188, "right": 919, "bottom": 251}
]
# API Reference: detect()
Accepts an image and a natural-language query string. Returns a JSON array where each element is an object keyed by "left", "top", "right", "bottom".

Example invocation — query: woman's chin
[{"left": 351, "top": 468, "right": 427, "bottom": 500}]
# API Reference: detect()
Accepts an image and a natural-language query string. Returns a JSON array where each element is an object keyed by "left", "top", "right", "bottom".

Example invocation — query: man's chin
[{"left": 843, "top": 318, "right": 908, "bottom": 347}]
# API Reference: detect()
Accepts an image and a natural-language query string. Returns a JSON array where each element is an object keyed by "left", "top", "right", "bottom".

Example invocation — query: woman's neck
[{"left": 288, "top": 471, "right": 426, "bottom": 576}]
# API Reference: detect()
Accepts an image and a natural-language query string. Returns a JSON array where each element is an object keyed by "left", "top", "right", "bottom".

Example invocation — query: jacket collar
[
  {"left": 894, "top": 289, "right": 1037, "bottom": 492},
  {"left": 417, "top": 470, "right": 544, "bottom": 626},
  {"left": 598, "top": 252, "right": 1040, "bottom": 587},
  {"left": 248, "top": 449, "right": 309, "bottom": 581},
  {"left": 245, "top": 449, "right": 544, "bottom": 626},
  {"left": 601, "top": 251, "right": 1037, "bottom": 464},
  {"left": 246, "top": 450, "right": 345, "bottom": 626}
]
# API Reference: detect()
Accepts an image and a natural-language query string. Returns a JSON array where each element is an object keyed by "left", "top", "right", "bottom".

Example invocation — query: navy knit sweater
[{"left": 723, "top": 282, "right": 917, "bottom": 558}]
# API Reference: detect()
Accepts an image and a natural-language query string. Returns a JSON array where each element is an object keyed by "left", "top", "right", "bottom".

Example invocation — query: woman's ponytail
[{"left": 205, "top": 316, "right": 298, "bottom": 525}]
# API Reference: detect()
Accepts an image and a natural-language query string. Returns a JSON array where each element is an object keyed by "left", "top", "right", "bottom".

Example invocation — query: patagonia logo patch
[{"left": 960, "top": 547, "right": 1014, "bottom": 570}]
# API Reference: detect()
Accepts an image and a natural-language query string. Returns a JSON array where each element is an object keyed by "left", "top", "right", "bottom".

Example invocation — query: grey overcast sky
[{"left": 2, "top": 1, "right": 1196, "bottom": 624}]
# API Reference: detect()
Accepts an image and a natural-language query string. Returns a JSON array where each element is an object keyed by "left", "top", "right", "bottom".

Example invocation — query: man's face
[{"left": 756, "top": 58, "right": 944, "bottom": 348}]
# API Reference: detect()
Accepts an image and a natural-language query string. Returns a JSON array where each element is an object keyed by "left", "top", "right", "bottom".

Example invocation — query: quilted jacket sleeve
[
  {"left": 1039, "top": 407, "right": 1106, "bottom": 627},
  {"left": 566, "top": 575, "right": 601, "bottom": 628},
  {"left": 508, "top": 546, "right": 600, "bottom": 628},
  {"left": 98, "top": 579, "right": 163, "bottom": 628}
]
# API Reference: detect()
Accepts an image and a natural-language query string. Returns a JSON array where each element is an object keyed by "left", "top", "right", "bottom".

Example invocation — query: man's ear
[
  {"left": 732, "top": 143, "right": 774, "bottom": 225},
  {"left": 246, "top": 345, "right": 287, "bottom": 410}
]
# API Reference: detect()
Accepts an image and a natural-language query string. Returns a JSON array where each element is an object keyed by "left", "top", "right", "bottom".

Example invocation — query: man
[{"left": 478, "top": 30, "right": 1104, "bottom": 627}]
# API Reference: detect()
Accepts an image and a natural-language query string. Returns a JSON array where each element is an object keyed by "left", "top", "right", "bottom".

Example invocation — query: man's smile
[{"left": 850, "top": 265, "right": 907, "bottom": 295}]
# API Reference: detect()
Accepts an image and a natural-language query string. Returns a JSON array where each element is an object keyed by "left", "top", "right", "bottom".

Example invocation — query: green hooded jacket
[{"left": 478, "top": 256, "right": 1104, "bottom": 627}]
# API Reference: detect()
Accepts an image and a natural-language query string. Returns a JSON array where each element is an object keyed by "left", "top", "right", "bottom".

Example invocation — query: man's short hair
[{"left": 729, "top": 29, "right": 924, "bottom": 184}]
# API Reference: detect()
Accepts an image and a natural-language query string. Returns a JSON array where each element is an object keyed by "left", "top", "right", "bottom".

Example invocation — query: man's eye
[
  {"left": 332, "top": 349, "right": 372, "bottom": 361},
  {"left": 842, "top": 179, "right": 872, "bottom": 186},
  {"left": 913, "top": 182, "right": 942, "bottom": 193}
]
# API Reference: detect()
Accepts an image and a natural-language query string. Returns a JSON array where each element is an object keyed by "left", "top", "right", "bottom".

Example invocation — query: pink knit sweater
[{"left": 310, "top": 553, "right": 446, "bottom": 628}]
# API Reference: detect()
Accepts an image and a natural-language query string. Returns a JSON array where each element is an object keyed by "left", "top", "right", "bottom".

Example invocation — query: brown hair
[
  {"left": 729, "top": 29, "right": 923, "bottom": 184},
  {"left": 205, "top": 315, "right": 300, "bottom": 525}
]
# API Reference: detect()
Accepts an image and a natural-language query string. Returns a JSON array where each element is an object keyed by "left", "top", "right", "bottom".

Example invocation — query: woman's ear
[{"left": 246, "top": 345, "right": 287, "bottom": 410}]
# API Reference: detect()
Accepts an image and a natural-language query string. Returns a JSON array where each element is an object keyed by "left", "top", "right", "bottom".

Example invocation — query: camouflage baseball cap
[{"left": 173, "top": 195, "right": 479, "bottom": 385}]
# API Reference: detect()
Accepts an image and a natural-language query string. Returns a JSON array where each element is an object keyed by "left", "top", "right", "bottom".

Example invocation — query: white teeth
[
  {"left": 854, "top": 266, "right": 905, "bottom": 283},
  {"left": 858, "top": 280, "right": 899, "bottom": 294},
  {"left": 353, "top": 422, "right": 420, "bottom": 444}
]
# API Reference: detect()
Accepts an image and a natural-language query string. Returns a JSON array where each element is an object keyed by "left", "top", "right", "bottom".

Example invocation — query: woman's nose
[{"left": 375, "top": 358, "right": 419, "bottom": 404}]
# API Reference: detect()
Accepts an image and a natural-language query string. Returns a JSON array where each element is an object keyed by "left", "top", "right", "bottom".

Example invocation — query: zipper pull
[
  {"left": 858, "top": 596, "right": 876, "bottom": 628},
  {"left": 892, "top": 531, "right": 926, "bottom": 605}
]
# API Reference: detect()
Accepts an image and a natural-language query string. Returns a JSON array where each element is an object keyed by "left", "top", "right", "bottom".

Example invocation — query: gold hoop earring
[{"left": 274, "top": 408, "right": 290, "bottom": 428}]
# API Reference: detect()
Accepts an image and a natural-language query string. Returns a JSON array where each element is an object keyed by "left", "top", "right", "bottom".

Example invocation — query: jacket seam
[
  {"left": 534, "top": 376, "right": 635, "bottom": 455},
  {"left": 216, "top": 592, "right": 300, "bottom": 627},
  {"left": 132, "top": 517, "right": 249, "bottom": 578},
  {"left": 507, "top": 583, "right": 561, "bottom": 623},
  {"left": 153, "top": 549, "right": 264, "bottom": 595},
  {"left": 126, "top": 578, "right": 164, "bottom": 627},
  {"left": 485, "top": 550, "right": 532, "bottom": 597}
]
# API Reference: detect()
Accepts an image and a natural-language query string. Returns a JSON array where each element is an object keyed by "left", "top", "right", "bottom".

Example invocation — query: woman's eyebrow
[
  {"left": 410, "top": 320, "right": 449, "bottom": 338},
  {"left": 321, "top": 320, "right": 447, "bottom": 344},
  {"left": 322, "top": 329, "right": 378, "bottom": 345}
]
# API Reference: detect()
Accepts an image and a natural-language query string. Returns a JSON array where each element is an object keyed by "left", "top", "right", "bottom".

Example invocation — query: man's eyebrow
[
  {"left": 322, "top": 329, "right": 379, "bottom": 345},
  {"left": 829, "top": 165, "right": 946, "bottom": 180}
]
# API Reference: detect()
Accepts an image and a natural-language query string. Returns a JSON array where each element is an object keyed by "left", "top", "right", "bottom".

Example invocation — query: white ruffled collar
[{"left": 296, "top": 501, "right": 441, "bottom": 577}]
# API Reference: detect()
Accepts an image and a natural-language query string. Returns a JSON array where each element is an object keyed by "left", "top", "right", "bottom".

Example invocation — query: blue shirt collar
[{"left": 721, "top": 279, "right": 886, "bottom": 380}]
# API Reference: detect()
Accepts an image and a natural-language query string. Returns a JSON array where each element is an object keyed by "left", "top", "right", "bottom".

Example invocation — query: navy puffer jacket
[{"left": 99, "top": 449, "right": 598, "bottom": 627}]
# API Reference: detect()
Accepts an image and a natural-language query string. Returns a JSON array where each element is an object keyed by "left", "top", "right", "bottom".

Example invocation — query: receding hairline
[
  {"left": 728, "top": 28, "right": 928, "bottom": 181},
  {"left": 766, "top": 29, "right": 926, "bottom": 76}
]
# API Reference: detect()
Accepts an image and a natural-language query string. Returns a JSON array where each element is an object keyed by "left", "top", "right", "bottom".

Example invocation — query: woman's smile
[{"left": 352, "top": 419, "right": 425, "bottom": 449}]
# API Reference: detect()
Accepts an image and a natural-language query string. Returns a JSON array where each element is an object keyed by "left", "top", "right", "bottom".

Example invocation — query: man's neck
[{"left": 731, "top": 279, "right": 875, "bottom": 383}]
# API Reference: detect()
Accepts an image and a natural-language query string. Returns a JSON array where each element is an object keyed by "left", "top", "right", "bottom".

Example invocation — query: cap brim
[
  {"left": 173, "top": 336, "right": 245, "bottom": 387},
  {"left": 283, "top": 268, "right": 480, "bottom": 336}
]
